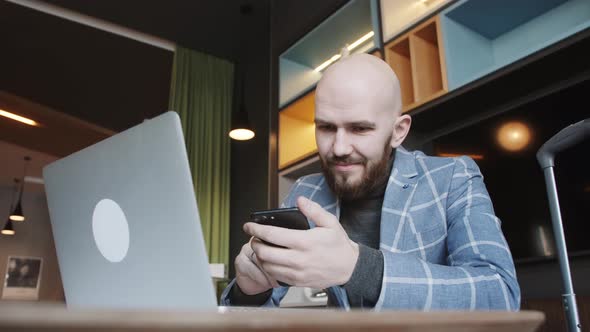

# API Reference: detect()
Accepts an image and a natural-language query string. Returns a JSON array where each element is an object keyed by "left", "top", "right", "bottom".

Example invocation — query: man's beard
[{"left": 321, "top": 138, "right": 393, "bottom": 201}]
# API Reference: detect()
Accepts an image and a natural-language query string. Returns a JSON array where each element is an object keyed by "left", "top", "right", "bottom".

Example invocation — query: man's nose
[{"left": 333, "top": 130, "right": 353, "bottom": 156}]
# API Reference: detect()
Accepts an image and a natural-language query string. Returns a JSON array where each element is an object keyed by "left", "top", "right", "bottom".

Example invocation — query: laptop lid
[{"left": 43, "top": 111, "right": 217, "bottom": 310}]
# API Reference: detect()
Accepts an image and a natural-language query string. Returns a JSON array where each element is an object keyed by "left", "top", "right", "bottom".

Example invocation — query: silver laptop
[{"left": 43, "top": 111, "right": 217, "bottom": 310}]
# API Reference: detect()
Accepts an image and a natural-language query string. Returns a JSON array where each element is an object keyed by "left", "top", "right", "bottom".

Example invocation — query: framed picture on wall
[{"left": 2, "top": 256, "right": 43, "bottom": 300}]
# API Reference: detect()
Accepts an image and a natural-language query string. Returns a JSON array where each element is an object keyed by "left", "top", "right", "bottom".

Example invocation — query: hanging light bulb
[
  {"left": 229, "top": 66, "right": 254, "bottom": 141},
  {"left": 229, "top": 107, "right": 255, "bottom": 141},
  {"left": 9, "top": 200, "right": 24, "bottom": 222},
  {"left": 1, "top": 220, "right": 15, "bottom": 235},
  {"left": 8, "top": 178, "right": 23, "bottom": 222},
  {"left": 9, "top": 156, "right": 31, "bottom": 222}
]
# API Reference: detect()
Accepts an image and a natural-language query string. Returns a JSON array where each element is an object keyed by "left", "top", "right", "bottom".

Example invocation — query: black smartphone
[
  {"left": 250, "top": 207, "right": 309, "bottom": 287},
  {"left": 250, "top": 207, "right": 310, "bottom": 230}
]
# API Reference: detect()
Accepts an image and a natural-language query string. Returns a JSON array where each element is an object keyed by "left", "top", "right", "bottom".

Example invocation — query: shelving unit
[
  {"left": 387, "top": 38, "right": 414, "bottom": 108},
  {"left": 384, "top": 16, "right": 448, "bottom": 112},
  {"left": 441, "top": 0, "right": 590, "bottom": 90},
  {"left": 271, "top": 0, "right": 590, "bottom": 321}
]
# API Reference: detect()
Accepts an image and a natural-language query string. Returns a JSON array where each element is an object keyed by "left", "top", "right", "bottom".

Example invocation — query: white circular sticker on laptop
[{"left": 92, "top": 199, "right": 130, "bottom": 263}]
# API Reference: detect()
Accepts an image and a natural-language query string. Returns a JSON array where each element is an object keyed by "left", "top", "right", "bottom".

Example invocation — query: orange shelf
[
  {"left": 279, "top": 90, "right": 317, "bottom": 170},
  {"left": 384, "top": 16, "right": 448, "bottom": 113}
]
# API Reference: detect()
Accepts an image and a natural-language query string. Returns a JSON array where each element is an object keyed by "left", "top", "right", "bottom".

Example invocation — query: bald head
[{"left": 316, "top": 53, "right": 402, "bottom": 116}]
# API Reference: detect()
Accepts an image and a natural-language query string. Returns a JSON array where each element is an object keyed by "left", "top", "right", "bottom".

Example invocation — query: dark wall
[
  {"left": 228, "top": 1, "right": 272, "bottom": 278},
  {"left": 518, "top": 257, "right": 590, "bottom": 299}
]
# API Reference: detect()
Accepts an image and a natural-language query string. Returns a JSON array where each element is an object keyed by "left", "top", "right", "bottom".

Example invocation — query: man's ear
[{"left": 390, "top": 114, "right": 412, "bottom": 148}]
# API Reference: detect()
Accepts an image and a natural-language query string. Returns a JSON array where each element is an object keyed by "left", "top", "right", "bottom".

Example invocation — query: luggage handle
[{"left": 537, "top": 118, "right": 590, "bottom": 169}]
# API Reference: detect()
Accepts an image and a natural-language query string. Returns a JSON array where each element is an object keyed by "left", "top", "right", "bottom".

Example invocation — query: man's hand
[
  {"left": 244, "top": 196, "right": 359, "bottom": 289},
  {"left": 235, "top": 238, "right": 279, "bottom": 295}
]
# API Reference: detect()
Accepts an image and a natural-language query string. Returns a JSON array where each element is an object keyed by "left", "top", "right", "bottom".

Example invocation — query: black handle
[{"left": 537, "top": 118, "right": 590, "bottom": 169}]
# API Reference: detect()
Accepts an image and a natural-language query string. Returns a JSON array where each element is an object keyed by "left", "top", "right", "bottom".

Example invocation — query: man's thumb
[{"left": 296, "top": 196, "right": 337, "bottom": 228}]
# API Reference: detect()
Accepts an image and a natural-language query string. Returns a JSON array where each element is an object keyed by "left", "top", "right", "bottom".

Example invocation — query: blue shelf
[
  {"left": 441, "top": 0, "right": 590, "bottom": 90},
  {"left": 278, "top": 0, "right": 376, "bottom": 108}
]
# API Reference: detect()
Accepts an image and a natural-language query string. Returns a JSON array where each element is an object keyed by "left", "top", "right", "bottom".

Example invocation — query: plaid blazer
[{"left": 222, "top": 147, "right": 520, "bottom": 310}]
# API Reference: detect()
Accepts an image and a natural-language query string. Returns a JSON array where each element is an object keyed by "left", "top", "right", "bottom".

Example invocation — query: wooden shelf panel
[
  {"left": 386, "top": 37, "right": 415, "bottom": 108},
  {"left": 402, "top": 88, "right": 447, "bottom": 113},
  {"left": 279, "top": 90, "right": 316, "bottom": 169},
  {"left": 411, "top": 18, "right": 447, "bottom": 100},
  {"left": 385, "top": 16, "right": 448, "bottom": 113}
]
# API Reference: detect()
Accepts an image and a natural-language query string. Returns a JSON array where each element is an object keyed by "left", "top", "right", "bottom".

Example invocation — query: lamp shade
[
  {"left": 229, "top": 107, "right": 255, "bottom": 141},
  {"left": 1, "top": 220, "right": 15, "bottom": 235},
  {"left": 9, "top": 156, "right": 30, "bottom": 222},
  {"left": 9, "top": 200, "right": 24, "bottom": 222}
]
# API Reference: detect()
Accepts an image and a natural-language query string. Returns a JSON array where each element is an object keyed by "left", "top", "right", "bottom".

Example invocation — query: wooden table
[{"left": 0, "top": 303, "right": 545, "bottom": 332}]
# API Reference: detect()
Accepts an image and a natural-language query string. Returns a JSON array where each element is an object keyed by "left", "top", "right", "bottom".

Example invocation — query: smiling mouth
[{"left": 332, "top": 163, "right": 362, "bottom": 171}]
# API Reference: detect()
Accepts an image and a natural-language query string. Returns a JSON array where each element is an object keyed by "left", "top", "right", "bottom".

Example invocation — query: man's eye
[
  {"left": 351, "top": 126, "right": 370, "bottom": 133},
  {"left": 317, "top": 125, "right": 335, "bottom": 132}
]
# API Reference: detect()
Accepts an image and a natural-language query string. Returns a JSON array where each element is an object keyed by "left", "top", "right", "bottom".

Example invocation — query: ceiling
[
  {"left": 0, "top": 91, "right": 113, "bottom": 158},
  {"left": 44, "top": 0, "right": 269, "bottom": 61}
]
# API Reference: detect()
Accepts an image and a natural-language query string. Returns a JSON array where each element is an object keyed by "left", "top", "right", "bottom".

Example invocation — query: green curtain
[{"left": 168, "top": 46, "right": 233, "bottom": 267}]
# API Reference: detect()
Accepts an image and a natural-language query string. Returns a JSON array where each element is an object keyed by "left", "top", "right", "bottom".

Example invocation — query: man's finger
[
  {"left": 261, "top": 263, "right": 300, "bottom": 286},
  {"left": 236, "top": 243, "right": 278, "bottom": 289},
  {"left": 296, "top": 196, "right": 338, "bottom": 228},
  {"left": 251, "top": 238, "right": 298, "bottom": 267},
  {"left": 250, "top": 252, "right": 280, "bottom": 288},
  {"left": 243, "top": 222, "right": 306, "bottom": 249}
]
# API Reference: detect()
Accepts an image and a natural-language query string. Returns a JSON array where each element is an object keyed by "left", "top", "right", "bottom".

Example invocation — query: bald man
[{"left": 221, "top": 54, "right": 520, "bottom": 310}]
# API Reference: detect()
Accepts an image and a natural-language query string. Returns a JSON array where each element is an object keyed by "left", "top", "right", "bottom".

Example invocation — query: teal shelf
[
  {"left": 441, "top": 0, "right": 590, "bottom": 90},
  {"left": 279, "top": 0, "right": 377, "bottom": 108}
]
